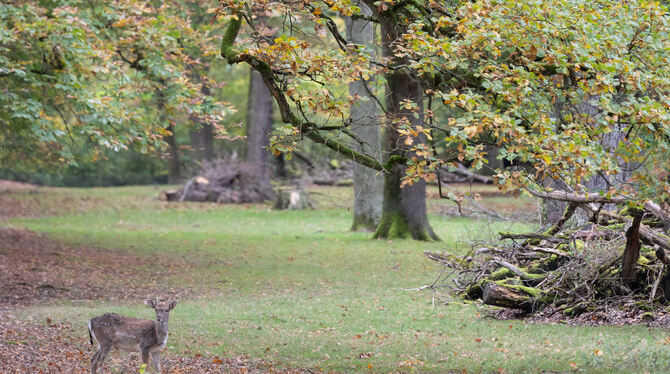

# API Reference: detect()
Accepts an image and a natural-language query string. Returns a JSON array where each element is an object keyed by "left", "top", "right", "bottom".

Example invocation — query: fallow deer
[{"left": 88, "top": 299, "right": 177, "bottom": 373}]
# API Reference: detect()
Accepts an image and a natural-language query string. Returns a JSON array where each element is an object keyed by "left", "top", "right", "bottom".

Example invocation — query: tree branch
[{"left": 220, "top": 15, "right": 397, "bottom": 173}]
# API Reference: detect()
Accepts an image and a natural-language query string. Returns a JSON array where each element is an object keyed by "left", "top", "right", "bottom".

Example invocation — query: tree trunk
[
  {"left": 165, "top": 122, "right": 181, "bottom": 184},
  {"left": 346, "top": 5, "right": 383, "bottom": 231},
  {"left": 246, "top": 68, "right": 274, "bottom": 194},
  {"left": 373, "top": 17, "right": 438, "bottom": 241},
  {"left": 189, "top": 123, "right": 214, "bottom": 162},
  {"left": 374, "top": 163, "right": 438, "bottom": 240},
  {"left": 540, "top": 97, "right": 630, "bottom": 227},
  {"left": 621, "top": 210, "right": 643, "bottom": 286},
  {"left": 188, "top": 69, "right": 215, "bottom": 163},
  {"left": 156, "top": 83, "right": 180, "bottom": 184}
]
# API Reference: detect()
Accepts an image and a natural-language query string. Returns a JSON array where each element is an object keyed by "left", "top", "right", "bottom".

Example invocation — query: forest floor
[{"left": 2, "top": 181, "right": 670, "bottom": 373}]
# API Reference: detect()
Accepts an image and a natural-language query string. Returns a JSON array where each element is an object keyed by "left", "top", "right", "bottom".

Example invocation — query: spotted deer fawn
[{"left": 88, "top": 299, "right": 177, "bottom": 373}]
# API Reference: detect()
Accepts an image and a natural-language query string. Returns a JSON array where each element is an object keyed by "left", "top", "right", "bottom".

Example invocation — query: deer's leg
[
  {"left": 95, "top": 345, "right": 112, "bottom": 374},
  {"left": 90, "top": 349, "right": 100, "bottom": 374},
  {"left": 141, "top": 349, "right": 151, "bottom": 371},
  {"left": 151, "top": 352, "right": 161, "bottom": 373}
]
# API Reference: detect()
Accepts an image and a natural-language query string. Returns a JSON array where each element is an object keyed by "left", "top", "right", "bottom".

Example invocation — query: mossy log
[{"left": 482, "top": 282, "right": 543, "bottom": 311}]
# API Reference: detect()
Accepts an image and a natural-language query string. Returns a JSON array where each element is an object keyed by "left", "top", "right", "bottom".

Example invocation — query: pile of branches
[
  {"left": 160, "top": 159, "right": 275, "bottom": 203},
  {"left": 426, "top": 194, "right": 670, "bottom": 319}
]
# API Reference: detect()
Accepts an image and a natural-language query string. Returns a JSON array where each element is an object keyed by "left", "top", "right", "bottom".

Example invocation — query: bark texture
[{"left": 346, "top": 5, "right": 383, "bottom": 231}]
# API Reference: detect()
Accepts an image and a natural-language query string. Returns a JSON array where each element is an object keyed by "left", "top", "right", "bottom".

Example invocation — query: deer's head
[{"left": 145, "top": 299, "right": 178, "bottom": 325}]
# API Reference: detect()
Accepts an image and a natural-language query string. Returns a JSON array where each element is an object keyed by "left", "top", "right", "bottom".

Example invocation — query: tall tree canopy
[
  {"left": 1, "top": 0, "right": 233, "bottom": 171},
  {"left": 219, "top": 0, "right": 670, "bottom": 233}
]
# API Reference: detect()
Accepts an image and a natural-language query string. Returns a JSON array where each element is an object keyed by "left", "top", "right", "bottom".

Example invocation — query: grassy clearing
[{"left": 6, "top": 185, "right": 670, "bottom": 373}]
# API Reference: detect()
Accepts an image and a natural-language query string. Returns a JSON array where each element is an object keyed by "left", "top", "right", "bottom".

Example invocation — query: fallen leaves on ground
[{"left": 0, "top": 228, "right": 196, "bottom": 306}]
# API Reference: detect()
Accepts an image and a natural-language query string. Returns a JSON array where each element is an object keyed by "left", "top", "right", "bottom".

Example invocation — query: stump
[{"left": 275, "top": 189, "right": 313, "bottom": 210}]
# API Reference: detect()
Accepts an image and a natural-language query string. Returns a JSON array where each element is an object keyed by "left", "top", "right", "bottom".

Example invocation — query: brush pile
[
  {"left": 160, "top": 158, "right": 275, "bottom": 203},
  {"left": 426, "top": 198, "right": 670, "bottom": 319}
]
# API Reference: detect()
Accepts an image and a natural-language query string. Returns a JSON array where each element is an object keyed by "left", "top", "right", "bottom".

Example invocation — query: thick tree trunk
[
  {"left": 246, "top": 68, "right": 274, "bottom": 195},
  {"left": 346, "top": 5, "right": 383, "bottom": 231},
  {"left": 373, "top": 18, "right": 438, "bottom": 241},
  {"left": 374, "top": 164, "right": 437, "bottom": 240}
]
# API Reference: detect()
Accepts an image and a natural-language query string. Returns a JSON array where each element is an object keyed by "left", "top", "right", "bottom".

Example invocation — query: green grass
[{"left": 6, "top": 185, "right": 670, "bottom": 373}]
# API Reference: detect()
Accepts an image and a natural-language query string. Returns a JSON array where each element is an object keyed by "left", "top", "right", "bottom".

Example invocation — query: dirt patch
[
  {"left": 0, "top": 179, "right": 37, "bottom": 191},
  {"left": 0, "top": 316, "right": 310, "bottom": 373},
  {"left": 0, "top": 228, "right": 196, "bottom": 306}
]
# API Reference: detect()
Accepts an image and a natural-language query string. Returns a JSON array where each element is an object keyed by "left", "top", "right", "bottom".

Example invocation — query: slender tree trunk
[
  {"left": 373, "top": 18, "right": 438, "bottom": 241},
  {"left": 621, "top": 210, "right": 643, "bottom": 286},
  {"left": 164, "top": 122, "right": 181, "bottom": 184},
  {"left": 156, "top": 82, "right": 180, "bottom": 184},
  {"left": 246, "top": 68, "right": 274, "bottom": 195},
  {"left": 189, "top": 81, "right": 214, "bottom": 162},
  {"left": 346, "top": 5, "right": 383, "bottom": 231},
  {"left": 275, "top": 154, "right": 287, "bottom": 179},
  {"left": 189, "top": 122, "right": 214, "bottom": 162}
]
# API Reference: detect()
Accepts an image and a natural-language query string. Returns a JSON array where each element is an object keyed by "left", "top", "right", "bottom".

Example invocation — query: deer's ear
[
  {"left": 145, "top": 299, "right": 156, "bottom": 309},
  {"left": 167, "top": 300, "right": 178, "bottom": 310}
]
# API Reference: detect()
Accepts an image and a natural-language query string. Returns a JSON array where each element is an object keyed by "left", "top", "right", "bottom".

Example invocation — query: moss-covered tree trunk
[
  {"left": 374, "top": 163, "right": 438, "bottom": 240},
  {"left": 373, "top": 14, "right": 438, "bottom": 241}
]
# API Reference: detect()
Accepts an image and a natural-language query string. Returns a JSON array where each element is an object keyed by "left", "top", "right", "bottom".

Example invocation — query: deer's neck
[{"left": 155, "top": 321, "right": 169, "bottom": 342}]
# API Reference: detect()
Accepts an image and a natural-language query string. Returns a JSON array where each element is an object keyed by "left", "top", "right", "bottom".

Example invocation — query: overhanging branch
[{"left": 220, "top": 16, "right": 396, "bottom": 173}]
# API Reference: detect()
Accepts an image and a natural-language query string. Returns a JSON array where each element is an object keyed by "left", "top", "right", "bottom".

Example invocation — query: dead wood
[
  {"left": 498, "top": 232, "right": 568, "bottom": 243},
  {"left": 482, "top": 282, "right": 537, "bottom": 311},
  {"left": 621, "top": 210, "right": 643, "bottom": 285},
  {"left": 426, "top": 198, "right": 670, "bottom": 319},
  {"left": 160, "top": 158, "right": 276, "bottom": 204},
  {"left": 451, "top": 164, "right": 494, "bottom": 184},
  {"left": 644, "top": 201, "right": 670, "bottom": 231}
]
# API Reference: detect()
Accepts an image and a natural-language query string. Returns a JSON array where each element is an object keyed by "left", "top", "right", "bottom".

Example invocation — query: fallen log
[
  {"left": 452, "top": 164, "right": 494, "bottom": 184},
  {"left": 482, "top": 282, "right": 542, "bottom": 311},
  {"left": 644, "top": 201, "right": 670, "bottom": 232},
  {"left": 525, "top": 188, "right": 628, "bottom": 204},
  {"left": 158, "top": 189, "right": 180, "bottom": 202}
]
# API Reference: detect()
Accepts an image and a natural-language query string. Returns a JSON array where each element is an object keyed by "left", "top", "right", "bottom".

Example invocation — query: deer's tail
[{"left": 87, "top": 320, "right": 93, "bottom": 345}]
